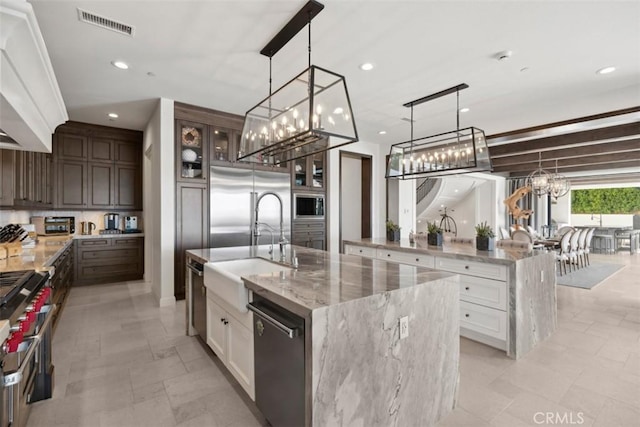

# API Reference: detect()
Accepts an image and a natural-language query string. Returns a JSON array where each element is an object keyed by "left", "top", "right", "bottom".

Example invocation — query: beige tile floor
[{"left": 28, "top": 252, "right": 639, "bottom": 427}]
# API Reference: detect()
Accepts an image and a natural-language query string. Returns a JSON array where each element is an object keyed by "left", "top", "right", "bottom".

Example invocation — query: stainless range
[{"left": 0, "top": 270, "right": 55, "bottom": 427}]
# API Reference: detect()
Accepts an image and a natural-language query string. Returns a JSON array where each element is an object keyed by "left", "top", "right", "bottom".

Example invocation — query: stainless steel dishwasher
[
  {"left": 248, "top": 295, "right": 305, "bottom": 427},
  {"left": 187, "top": 260, "right": 206, "bottom": 342}
]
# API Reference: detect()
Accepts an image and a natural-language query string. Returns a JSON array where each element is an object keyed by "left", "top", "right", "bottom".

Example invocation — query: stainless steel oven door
[{"left": 1, "top": 304, "right": 56, "bottom": 427}]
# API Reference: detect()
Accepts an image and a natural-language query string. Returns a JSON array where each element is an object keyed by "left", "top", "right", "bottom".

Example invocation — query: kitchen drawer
[
  {"left": 460, "top": 300, "right": 507, "bottom": 341},
  {"left": 459, "top": 276, "right": 508, "bottom": 311},
  {"left": 79, "top": 262, "right": 140, "bottom": 277},
  {"left": 376, "top": 249, "right": 435, "bottom": 268},
  {"left": 344, "top": 244, "right": 376, "bottom": 258},
  {"left": 436, "top": 257, "right": 507, "bottom": 281},
  {"left": 113, "top": 237, "right": 143, "bottom": 247},
  {"left": 77, "top": 239, "right": 110, "bottom": 247},
  {"left": 293, "top": 221, "right": 324, "bottom": 230},
  {"left": 79, "top": 248, "right": 139, "bottom": 261}
]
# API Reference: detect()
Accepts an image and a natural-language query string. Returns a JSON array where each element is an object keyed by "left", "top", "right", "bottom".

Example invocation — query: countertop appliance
[
  {"left": 31, "top": 216, "right": 75, "bottom": 236},
  {"left": 293, "top": 193, "right": 325, "bottom": 219},
  {"left": 248, "top": 295, "right": 304, "bottom": 427},
  {"left": 104, "top": 213, "right": 119, "bottom": 231},
  {"left": 209, "top": 166, "right": 290, "bottom": 248},
  {"left": 80, "top": 221, "right": 96, "bottom": 235},
  {"left": 124, "top": 216, "right": 138, "bottom": 232},
  {"left": 0, "top": 270, "right": 54, "bottom": 427}
]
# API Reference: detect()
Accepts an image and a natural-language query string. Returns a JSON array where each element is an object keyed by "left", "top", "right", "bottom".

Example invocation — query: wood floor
[{"left": 28, "top": 252, "right": 639, "bottom": 427}]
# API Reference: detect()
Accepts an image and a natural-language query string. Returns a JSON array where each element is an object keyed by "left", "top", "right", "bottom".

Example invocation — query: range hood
[{"left": 0, "top": 0, "right": 68, "bottom": 152}]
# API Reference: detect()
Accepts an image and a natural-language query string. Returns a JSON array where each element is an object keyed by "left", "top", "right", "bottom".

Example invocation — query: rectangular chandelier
[
  {"left": 386, "top": 127, "right": 492, "bottom": 179},
  {"left": 237, "top": 0, "right": 358, "bottom": 165},
  {"left": 238, "top": 65, "right": 358, "bottom": 164},
  {"left": 386, "top": 84, "right": 492, "bottom": 179}
]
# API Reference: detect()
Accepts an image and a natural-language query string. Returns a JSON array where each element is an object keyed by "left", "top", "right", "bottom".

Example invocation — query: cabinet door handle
[
  {"left": 358, "top": 249, "right": 363, "bottom": 253},
  {"left": 465, "top": 313, "right": 470, "bottom": 318},
  {"left": 387, "top": 254, "right": 391, "bottom": 257},
  {"left": 416, "top": 258, "right": 420, "bottom": 262},
  {"left": 201, "top": 286, "right": 205, "bottom": 296},
  {"left": 465, "top": 286, "right": 470, "bottom": 291},
  {"left": 220, "top": 318, "right": 225, "bottom": 323},
  {"left": 464, "top": 265, "right": 469, "bottom": 270}
]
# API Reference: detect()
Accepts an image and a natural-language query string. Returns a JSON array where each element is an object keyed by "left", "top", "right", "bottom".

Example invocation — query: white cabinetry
[
  {"left": 345, "top": 244, "right": 509, "bottom": 351},
  {"left": 206, "top": 294, "right": 255, "bottom": 400}
]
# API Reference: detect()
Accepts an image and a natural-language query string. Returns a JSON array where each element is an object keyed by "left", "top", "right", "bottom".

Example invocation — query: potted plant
[
  {"left": 386, "top": 220, "right": 401, "bottom": 242},
  {"left": 475, "top": 221, "right": 495, "bottom": 251},
  {"left": 427, "top": 221, "right": 443, "bottom": 246}
]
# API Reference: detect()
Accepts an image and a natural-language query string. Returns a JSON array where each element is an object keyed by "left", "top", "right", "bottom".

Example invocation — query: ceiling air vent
[{"left": 77, "top": 8, "right": 135, "bottom": 37}]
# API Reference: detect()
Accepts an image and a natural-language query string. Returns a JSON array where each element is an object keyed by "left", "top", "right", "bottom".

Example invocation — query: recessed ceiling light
[
  {"left": 454, "top": 189, "right": 459, "bottom": 193},
  {"left": 360, "top": 63, "right": 374, "bottom": 71},
  {"left": 459, "top": 108, "right": 470, "bottom": 113},
  {"left": 378, "top": 130, "right": 387, "bottom": 135},
  {"left": 108, "top": 113, "right": 118, "bottom": 118},
  {"left": 596, "top": 66, "right": 616, "bottom": 75},
  {"left": 111, "top": 60, "right": 129, "bottom": 70}
]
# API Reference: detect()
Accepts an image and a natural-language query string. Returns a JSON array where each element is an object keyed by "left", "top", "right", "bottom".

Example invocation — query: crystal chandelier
[
  {"left": 238, "top": 1, "right": 358, "bottom": 165},
  {"left": 386, "top": 84, "right": 492, "bottom": 179},
  {"left": 526, "top": 152, "right": 552, "bottom": 197},
  {"left": 549, "top": 159, "right": 571, "bottom": 199}
]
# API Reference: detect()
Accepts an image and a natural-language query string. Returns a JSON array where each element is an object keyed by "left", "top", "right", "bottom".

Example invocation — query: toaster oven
[{"left": 31, "top": 216, "right": 75, "bottom": 236}]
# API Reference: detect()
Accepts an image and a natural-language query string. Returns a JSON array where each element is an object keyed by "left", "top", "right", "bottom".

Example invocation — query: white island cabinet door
[
  {"left": 227, "top": 317, "right": 255, "bottom": 400},
  {"left": 206, "top": 296, "right": 226, "bottom": 359}
]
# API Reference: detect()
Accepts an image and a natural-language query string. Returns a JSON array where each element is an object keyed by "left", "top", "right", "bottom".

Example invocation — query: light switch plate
[{"left": 399, "top": 316, "right": 409, "bottom": 339}]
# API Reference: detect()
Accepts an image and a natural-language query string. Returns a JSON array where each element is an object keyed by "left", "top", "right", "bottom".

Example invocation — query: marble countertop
[
  {"left": 0, "top": 320, "right": 9, "bottom": 344},
  {"left": 344, "top": 237, "right": 548, "bottom": 265},
  {"left": 0, "top": 236, "right": 73, "bottom": 273},
  {"left": 187, "top": 245, "right": 457, "bottom": 317}
]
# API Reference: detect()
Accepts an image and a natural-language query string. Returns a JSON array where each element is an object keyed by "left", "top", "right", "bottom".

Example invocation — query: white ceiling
[{"left": 29, "top": 0, "right": 640, "bottom": 145}]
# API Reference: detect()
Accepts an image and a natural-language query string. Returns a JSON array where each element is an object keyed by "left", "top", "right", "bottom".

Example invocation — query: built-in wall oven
[
  {"left": 0, "top": 270, "right": 55, "bottom": 427},
  {"left": 293, "top": 193, "right": 324, "bottom": 220}
]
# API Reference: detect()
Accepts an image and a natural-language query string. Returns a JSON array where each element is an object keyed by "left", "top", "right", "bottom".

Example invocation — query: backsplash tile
[{"left": 0, "top": 210, "right": 143, "bottom": 235}]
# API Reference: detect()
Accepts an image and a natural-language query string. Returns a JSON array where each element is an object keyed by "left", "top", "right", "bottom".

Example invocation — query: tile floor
[{"left": 28, "top": 252, "right": 639, "bottom": 427}]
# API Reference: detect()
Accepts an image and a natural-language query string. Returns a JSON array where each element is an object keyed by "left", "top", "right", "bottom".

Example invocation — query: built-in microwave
[{"left": 293, "top": 193, "right": 325, "bottom": 219}]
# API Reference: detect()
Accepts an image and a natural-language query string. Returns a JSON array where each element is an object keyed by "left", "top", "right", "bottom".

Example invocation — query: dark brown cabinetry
[
  {"left": 0, "top": 150, "right": 14, "bottom": 207},
  {"left": 50, "top": 244, "right": 73, "bottom": 333},
  {"left": 291, "top": 221, "right": 326, "bottom": 250},
  {"left": 53, "top": 122, "right": 143, "bottom": 210},
  {"left": 12, "top": 150, "right": 53, "bottom": 208},
  {"left": 74, "top": 237, "right": 144, "bottom": 285},
  {"left": 292, "top": 152, "right": 325, "bottom": 191}
]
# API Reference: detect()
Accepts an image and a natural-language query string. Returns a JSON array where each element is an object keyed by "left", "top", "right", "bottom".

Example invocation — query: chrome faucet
[
  {"left": 254, "top": 191, "right": 288, "bottom": 262},
  {"left": 590, "top": 213, "right": 603, "bottom": 227}
]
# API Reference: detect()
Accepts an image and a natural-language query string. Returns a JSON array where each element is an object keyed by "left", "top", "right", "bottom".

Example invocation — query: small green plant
[
  {"left": 427, "top": 221, "right": 442, "bottom": 234},
  {"left": 475, "top": 221, "right": 495, "bottom": 238},
  {"left": 386, "top": 220, "right": 400, "bottom": 232}
]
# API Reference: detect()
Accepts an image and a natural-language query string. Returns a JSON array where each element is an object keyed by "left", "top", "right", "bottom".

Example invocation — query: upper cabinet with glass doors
[
  {"left": 177, "top": 120, "right": 208, "bottom": 182},
  {"left": 292, "top": 152, "right": 325, "bottom": 190}
]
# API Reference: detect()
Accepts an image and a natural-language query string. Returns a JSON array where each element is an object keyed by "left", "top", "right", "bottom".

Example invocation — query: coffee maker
[
  {"left": 104, "top": 213, "right": 120, "bottom": 230},
  {"left": 124, "top": 216, "right": 139, "bottom": 232}
]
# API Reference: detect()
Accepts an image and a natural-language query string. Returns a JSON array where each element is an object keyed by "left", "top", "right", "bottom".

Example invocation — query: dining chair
[
  {"left": 556, "top": 231, "right": 573, "bottom": 275},
  {"left": 526, "top": 225, "right": 540, "bottom": 239},
  {"left": 557, "top": 226, "right": 575, "bottom": 238},
  {"left": 512, "top": 229, "right": 533, "bottom": 243},
  {"left": 500, "top": 227, "right": 511, "bottom": 240},
  {"left": 569, "top": 229, "right": 582, "bottom": 270},
  {"left": 577, "top": 228, "right": 589, "bottom": 267},
  {"left": 584, "top": 228, "right": 595, "bottom": 266}
]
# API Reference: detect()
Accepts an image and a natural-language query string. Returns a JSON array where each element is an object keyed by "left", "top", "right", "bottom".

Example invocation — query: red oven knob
[
  {"left": 42, "top": 287, "right": 52, "bottom": 300},
  {"left": 26, "top": 311, "right": 36, "bottom": 323},
  {"left": 19, "top": 318, "right": 31, "bottom": 332},
  {"left": 7, "top": 331, "right": 24, "bottom": 353}
]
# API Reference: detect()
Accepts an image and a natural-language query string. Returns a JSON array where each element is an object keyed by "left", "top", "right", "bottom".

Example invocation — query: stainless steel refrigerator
[{"left": 209, "top": 165, "right": 291, "bottom": 248}]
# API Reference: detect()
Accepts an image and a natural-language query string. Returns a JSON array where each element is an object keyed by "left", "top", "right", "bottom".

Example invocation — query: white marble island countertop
[
  {"left": 188, "top": 245, "right": 457, "bottom": 317},
  {"left": 344, "top": 237, "right": 550, "bottom": 265}
]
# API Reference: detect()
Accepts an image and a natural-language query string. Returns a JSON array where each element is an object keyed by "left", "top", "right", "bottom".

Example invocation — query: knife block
[{"left": 1, "top": 242, "right": 22, "bottom": 258}]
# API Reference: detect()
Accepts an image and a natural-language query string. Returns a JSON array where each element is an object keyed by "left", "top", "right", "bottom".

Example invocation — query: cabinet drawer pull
[
  {"left": 465, "top": 313, "right": 470, "bottom": 318},
  {"left": 359, "top": 249, "right": 363, "bottom": 253},
  {"left": 465, "top": 286, "right": 470, "bottom": 291},
  {"left": 416, "top": 258, "right": 420, "bottom": 262},
  {"left": 387, "top": 254, "right": 391, "bottom": 257},
  {"left": 464, "top": 265, "right": 469, "bottom": 270}
]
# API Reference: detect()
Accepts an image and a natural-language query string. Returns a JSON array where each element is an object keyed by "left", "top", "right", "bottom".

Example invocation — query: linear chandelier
[
  {"left": 386, "top": 84, "right": 492, "bottom": 179},
  {"left": 238, "top": 0, "right": 358, "bottom": 165}
]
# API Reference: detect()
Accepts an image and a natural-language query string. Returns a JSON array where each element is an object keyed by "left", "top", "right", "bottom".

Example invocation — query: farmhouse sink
[{"left": 203, "top": 258, "right": 292, "bottom": 313}]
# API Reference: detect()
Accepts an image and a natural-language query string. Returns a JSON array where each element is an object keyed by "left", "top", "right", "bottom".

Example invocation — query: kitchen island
[
  {"left": 344, "top": 238, "right": 557, "bottom": 359},
  {"left": 186, "top": 245, "right": 460, "bottom": 427}
]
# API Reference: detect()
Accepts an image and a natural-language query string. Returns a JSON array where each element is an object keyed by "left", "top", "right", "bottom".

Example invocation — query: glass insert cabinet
[
  {"left": 178, "top": 121, "right": 207, "bottom": 181},
  {"left": 293, "top": 152, "right": 325, "bottom": 190}
]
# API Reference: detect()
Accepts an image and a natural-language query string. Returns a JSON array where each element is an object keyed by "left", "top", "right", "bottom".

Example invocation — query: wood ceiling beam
[
  {"left": 488, "top": 122, "right": 640, "bottom": 157},
  {"left": 491, "top": 138, "right": 640, "bottom": 167},
  {"left": 495, "top": 151, "right": 640, "bottom": 174},
  {"left": 569, "top": 173, "right": 640, "bottom": 185}
]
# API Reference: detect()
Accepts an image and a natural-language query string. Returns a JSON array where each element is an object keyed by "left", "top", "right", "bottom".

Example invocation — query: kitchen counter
[
  {"left": 187, "top": 245, "right": 460, "bottom": 427},
  {"left": 343, "top": 238, "right": 557, "bottom": 359},
  {"left": 73, "top": 233, "right": 145, "bottom": 239},
  {"left": 344, "top": 237, "right": 549, "bottom": 264},
  {"left": 0, "top": 236, "right": 73, "bottom": 274}
]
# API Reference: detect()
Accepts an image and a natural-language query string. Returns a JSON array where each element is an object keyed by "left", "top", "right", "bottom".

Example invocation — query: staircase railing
[{"left": 416, "top": 178, "right": 437, "bottom": 204}]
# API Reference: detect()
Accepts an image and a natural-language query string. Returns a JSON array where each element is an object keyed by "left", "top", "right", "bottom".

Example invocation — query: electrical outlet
[
  {"left": 541, "top": 271, "right": 544, "bottom": 282},
  {"left": 399, "top": 316, "right": 409, "bottom": 339}
]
